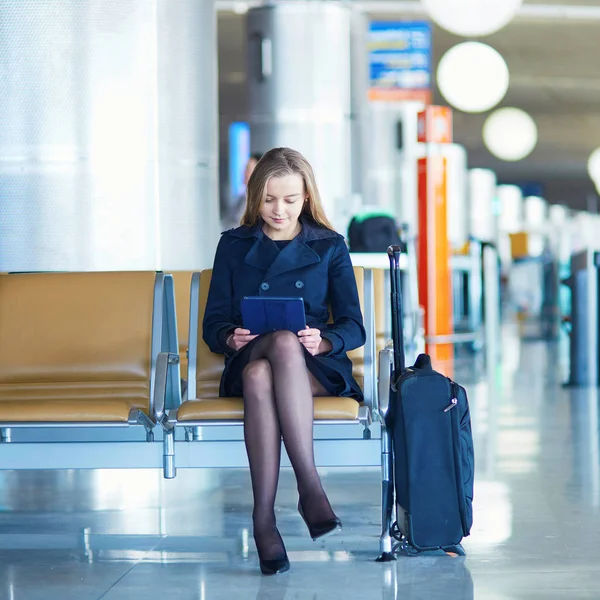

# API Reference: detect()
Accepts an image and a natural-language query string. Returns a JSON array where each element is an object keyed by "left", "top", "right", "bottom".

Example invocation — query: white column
[
  {"left": 246, "top": 1, "right": 352, "bottom": 233},
  {"left": 445, "top": 144, "right": 469, "bottom": 249},
  {"left": 468, "top": 169, "right": 498, "bottom": 244},
  {"left": 497, "top": 184, "right": 524, "bottom": 267},
  {"left": 523, "top": 196, "right": 548, "bottom": 257},
  {"left": 0, "top": 0, "right": 219, "bottom": 272},
  {"left": 547, "top": 204, "right": 571, "bottom": 263},
  {"left": 366, "top": 101, "right": 426, "bottom": 234}
]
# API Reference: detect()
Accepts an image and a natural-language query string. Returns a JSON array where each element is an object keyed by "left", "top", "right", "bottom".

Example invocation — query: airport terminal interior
[{"left": 1, "top": 0, "right": 600, "bottom": 598}]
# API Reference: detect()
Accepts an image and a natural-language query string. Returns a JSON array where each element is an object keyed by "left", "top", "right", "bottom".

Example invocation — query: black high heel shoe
[
  {"left": 256, "top": 528, "right": 290, "bottom": 576},
  {"left": 298, "top": 501, "right": 342, "bottom": 541}
]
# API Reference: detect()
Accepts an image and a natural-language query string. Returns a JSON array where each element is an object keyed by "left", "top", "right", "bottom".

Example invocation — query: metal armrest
[
  {"left": 358, "top": 404, "right": 372, "bottom": 428},
  {"left": 378, "top": 348, "right": 393, "bottom": 422},
  {"left": 154, "top": 352, "right": 180, "bottom": 423},
  {"left": 186, "top": 272, "right": 202, "bottom": 400},
  {"left": 362, "top": 268, "right": 377, "bottom": 415},
  {"left": 166, "top": 408, "right": 179, "bottom": 424}
]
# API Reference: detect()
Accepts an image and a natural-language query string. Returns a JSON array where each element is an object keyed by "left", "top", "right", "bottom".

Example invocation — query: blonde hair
[{"left": 241, "top": 147, "right": 334, "bottom": 230}]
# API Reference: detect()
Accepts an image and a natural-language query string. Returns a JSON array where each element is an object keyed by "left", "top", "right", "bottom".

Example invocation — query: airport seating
[
  {"left": 0, "top": 265, "right": 395, "bottom": 555},
  {"left": 159, "top": 266, "right": 377, "bottom": 478},
  {"left": 0, "top": 271, "right": 179, "bottom": 461}
]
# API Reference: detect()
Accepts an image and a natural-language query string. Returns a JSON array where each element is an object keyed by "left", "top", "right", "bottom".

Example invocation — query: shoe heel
[
  {"left": 298, "top": 501, "right": 342, "bottom": 541},
  {"left": 260, "top": 557, "right": 290, "bottom": 575},
  {"left": 256, "top": 527, "right": 290, "bottom": 576}
]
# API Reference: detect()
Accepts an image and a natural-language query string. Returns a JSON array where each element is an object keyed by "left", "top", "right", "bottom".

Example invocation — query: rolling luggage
[{"left": 387, "top": 245, "right": 475, "bottom": 555}]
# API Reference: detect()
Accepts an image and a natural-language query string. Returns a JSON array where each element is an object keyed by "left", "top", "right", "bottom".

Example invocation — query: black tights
[{"left": 242, "top": 330, "right": 337, "bottom": 560}]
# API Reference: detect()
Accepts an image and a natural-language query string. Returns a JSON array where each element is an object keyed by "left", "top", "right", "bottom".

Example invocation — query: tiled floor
[{"left": 1, "top": 335, "right": 600, "bottom": 598}]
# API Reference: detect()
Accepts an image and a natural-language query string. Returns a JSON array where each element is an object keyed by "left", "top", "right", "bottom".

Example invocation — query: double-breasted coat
[{"left": 202, "top": 217, "right": 366, "bottom": 400}]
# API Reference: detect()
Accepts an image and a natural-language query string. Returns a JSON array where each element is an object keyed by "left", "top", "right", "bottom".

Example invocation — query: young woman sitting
[{"left": 203, "top": 147, "right": 365, "bottom": 575}]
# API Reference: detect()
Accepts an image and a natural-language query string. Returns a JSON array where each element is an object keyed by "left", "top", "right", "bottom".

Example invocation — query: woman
[{"left": 203, "top": 147, "right": 366, "bottom": 575}]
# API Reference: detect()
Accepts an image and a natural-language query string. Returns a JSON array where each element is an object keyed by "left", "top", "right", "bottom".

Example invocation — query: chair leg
[
  {"left": 163, "top": 426, "right": 176, "bottom": 479},
  {"left": 377, "top": 425, "right": 396, "bottom": 561}
]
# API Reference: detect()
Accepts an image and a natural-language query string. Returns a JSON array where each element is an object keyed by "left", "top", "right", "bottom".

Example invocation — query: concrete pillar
[
  {"left": 497, "top": 184, "right": 524, "bottom": 268},
  {"left": 445, "top": 144, "right": 469, "bottom": 249},
  {"left": 0, "top": 0, "right": 219, "bottom": 272},
  {"left": 366, "top": 101, "right": 426, "bottom": 234},
  {"left": 468, "top": 169, "right": 498, "bottom": 244},
  {"left": 246, "top": 1, "right": 352, "bottom": 233},
  {"left": 349, "top": 8, "right": 370, "bottom": 206}
]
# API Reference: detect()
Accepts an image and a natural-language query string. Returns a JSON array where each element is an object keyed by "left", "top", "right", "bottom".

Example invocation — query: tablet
[{"left": 241, "top": 296, "right": 307, "bottom": 335}]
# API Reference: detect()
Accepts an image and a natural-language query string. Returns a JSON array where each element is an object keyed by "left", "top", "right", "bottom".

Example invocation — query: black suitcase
[{"left": 387, "top": 245, "right": 475, "bottom": 554}]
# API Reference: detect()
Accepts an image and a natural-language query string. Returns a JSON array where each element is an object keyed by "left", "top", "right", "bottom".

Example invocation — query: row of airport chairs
[{"left": 0, "top": 267, "right": 396, "bottom": 555}]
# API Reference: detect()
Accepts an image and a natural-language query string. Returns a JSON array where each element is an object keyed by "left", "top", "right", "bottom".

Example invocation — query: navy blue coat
[{"left": 203, "top": 217, "right": 366, "bottom": 400}]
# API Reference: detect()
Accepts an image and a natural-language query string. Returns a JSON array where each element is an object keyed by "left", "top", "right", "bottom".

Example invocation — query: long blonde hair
[{"left": 241, "top": 147, "right": 334, "bottom": 230}]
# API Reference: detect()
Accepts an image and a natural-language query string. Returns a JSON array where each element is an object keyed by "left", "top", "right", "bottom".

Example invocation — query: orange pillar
[{"left": 417, "top": 106, "right": 454, "bottom": 375}]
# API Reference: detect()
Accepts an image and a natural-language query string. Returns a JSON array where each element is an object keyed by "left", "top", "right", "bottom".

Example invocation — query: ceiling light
[
  {"left": 587, "top": 147, "right": 600, "bottom": 189},
  {"left": 421, "top": 0, "right": 523, "bottom": 37},
  {"left": 437, "top": 42, "right": 509, "bottom": 113},
  {"left": 483, "top": 108, "right": 538, "bottom": 162}
]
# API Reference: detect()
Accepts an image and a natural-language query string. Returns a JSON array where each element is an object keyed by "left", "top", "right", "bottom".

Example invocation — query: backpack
[{"left": 348, "top": 213, "right": 402, "bottom": 253}]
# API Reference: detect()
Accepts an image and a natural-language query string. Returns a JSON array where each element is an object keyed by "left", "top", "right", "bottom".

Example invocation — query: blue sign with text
[{"left": 368, "top": 21, "right": 432, "bottom": 102}]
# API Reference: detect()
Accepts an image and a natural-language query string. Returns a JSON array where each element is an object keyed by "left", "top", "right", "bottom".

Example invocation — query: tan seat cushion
[
  {"left": 0, "top": 381, "right": 150, "bottom": 424},
  {"left": 177, "top": 396, "right": 360, "bottom": 422},
  {"left": 0, "top": 381, "right": 149, "bottom": 402},
  {"left": 0, "top": 399, "right": 138, "bottom": 422},
  {"left": 187, "top": 267, "right": 367, "bottom": 424},
  {"left": 0, "top": 272, "right": 156, "bottom": 421}
]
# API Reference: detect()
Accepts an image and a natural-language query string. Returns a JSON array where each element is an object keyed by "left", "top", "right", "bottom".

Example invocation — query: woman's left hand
[{"left": 298, "top": 327, "right": 332, "bottom": 356}]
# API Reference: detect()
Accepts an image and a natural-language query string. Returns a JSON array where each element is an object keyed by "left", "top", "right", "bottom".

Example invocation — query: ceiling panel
[{"left": 218, "top": 4, "right": 600, "bottom": 208}]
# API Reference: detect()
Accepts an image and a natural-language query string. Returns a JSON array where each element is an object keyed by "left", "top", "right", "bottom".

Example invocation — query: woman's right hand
[{"left": 226, "top": 328, "right": 258, "bottom": 351}]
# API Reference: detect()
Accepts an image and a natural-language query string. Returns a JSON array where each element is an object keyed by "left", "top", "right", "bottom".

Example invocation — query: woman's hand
[
  {"left": 226, "top": 328, "right": 258, "bottom": 352},
  {"left": 298, "top": 327, "right": 332, "bottom": 356}
]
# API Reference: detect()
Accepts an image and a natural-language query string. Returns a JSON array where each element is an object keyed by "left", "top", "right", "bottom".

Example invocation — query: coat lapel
[
  {"left": 264, "top": 238, "right": 321, "bottom": 279},
  {"left": 233, "top": 217, "right": 335, "bottom": 279},
  {"left": 243, "top": 232, "right": 279, "bottom": 273}
]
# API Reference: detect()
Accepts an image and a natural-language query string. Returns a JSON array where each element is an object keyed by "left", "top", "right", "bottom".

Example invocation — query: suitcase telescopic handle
[
  {"left": 387, "top": 244, "right": 406, "bottom": 375},
  {"left": 387, "top": 245, "right": 402, "bottom": 268}
]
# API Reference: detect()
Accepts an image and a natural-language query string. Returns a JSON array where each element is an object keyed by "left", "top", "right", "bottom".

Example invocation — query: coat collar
[
  {"left": 227, "top": 216, "right": 338, "bottom": 279},
  {"left": 228, "top": 216, "right": 337, "bottom": 242}
]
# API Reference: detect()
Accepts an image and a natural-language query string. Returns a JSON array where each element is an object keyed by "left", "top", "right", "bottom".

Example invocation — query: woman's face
[{"left": 260, "top": 174, "right": 306, "bottom": 237}]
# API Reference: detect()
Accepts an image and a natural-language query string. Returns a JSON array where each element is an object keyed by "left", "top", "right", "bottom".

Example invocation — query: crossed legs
[{"left": 241, "top": 330, "right": 337, "bottom": 560}]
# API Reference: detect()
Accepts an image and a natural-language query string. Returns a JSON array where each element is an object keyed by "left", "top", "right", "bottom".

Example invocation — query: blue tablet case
[{"left": 241, "top": 297, "right": 306, "bottom": 335}]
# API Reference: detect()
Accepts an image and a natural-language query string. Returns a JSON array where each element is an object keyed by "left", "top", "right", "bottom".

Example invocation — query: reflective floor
[{"left": 1, "top": 332, "right": 600, "bottom": 599}]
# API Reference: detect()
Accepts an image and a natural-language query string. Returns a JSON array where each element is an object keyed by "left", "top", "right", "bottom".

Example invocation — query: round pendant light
[
  {"left": 587, "top": 147, "right": 600, "bottom": 190},
  {"left": 483, "top": 108, "right": 537, "bottom": 162},
  {"left": 421, "top": 0, "right": 523, "bottom": 37},
  {"left": 437, "top": 42, "right": 509, "bottom": 113}
]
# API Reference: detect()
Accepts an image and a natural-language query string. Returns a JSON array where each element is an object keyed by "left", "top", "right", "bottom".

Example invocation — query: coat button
[
  {"left": 295, "top": 280, "right": 304, "bottom": 289},
  {"left": 260, "top": 282, "right": 270, "bottom": 291}
]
